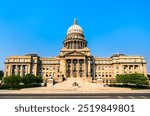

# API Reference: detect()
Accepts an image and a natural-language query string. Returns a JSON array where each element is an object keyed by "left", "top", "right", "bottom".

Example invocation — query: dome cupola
[
  {"left": 64, "top": 19, "right": 87, "bottom": 49},
  {"left": 67, "top": 18, "right": 83, "bottom": 35}
]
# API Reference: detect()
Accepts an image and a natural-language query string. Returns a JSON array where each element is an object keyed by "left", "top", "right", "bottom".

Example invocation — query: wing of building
[{"left": 4, "top": 19, "right": 147, "bottom": 83}]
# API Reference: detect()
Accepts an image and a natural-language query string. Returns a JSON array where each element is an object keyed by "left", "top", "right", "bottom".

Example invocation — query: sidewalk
[{"left": 0, "top": 86, "right": 150, "bottom": 94}]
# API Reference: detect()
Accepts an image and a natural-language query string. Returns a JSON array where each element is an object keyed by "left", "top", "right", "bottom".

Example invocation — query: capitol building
[{"left": 4, "top": 19, "right": 147, "bottom": 83}]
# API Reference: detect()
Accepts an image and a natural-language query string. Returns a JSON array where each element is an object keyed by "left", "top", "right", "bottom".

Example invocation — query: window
[
  {"left": 97, "top": 66, "right": 100, "bottom": 70},
  {"left": 46, "top": 67, "right": 49, "bottom": 70},
  {"left": 58, "top": 66, "right": 60, "bottom": 72},
  {"left": 116, "top": 66, "right": 119, "bottom": 70},
  {"left": 46, "top": 72, "right": 48, "bottom": 77},
  {"left": 105, "top": 66, "right": 108, "bottom": 70},
  {"left": 50, "top": 66, "right": 53, "bottom": 70},
  {"left": 102, "top": 67, "right": 104, "bottom": 70},
  {"left": 53, "top": 67, "right": 55, "bottom": 70}
]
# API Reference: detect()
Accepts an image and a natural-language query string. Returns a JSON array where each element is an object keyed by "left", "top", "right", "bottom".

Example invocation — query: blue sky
[{"left": 0, "top": 0, "right": 150, "bottom": 72}]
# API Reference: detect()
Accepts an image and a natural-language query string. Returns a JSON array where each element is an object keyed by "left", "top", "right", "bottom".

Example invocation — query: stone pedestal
[
  {"left": 47, "top": 79, "right": 54, "bottom": 87},
  {"left": 97, "top": 78, "right": 104, "bottom": 87}
]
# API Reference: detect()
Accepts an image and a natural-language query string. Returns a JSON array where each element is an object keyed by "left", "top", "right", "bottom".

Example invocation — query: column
[
  {"left": 88, "top": 60, "right": 90, "bottom": 77},
  {"left": 133, "top": 65, "right": 135, "bottom": 73},
  {"left": 84, "top": 59, "right": 87, "bottom": 79},
  {"left": 55, "top": 65, "right": 58, "bottom": 78},
  {"left": 67, "top": 42, "right": 69, "bottom": 49},
  {"left": 72, "top": 41, "right": 73, "bottom": 49},
  {"left": 69, "top": 42, "right": 71, "bottom": 49},
  {"left": 22, "top": 65, "right": 25, "bottom": 75},
  {"left": 132, "top": 65, "right": 134, "bottom": 73},
  {"left": 28, "top": 64, "right": 31, "bottom": 74},
  {"left": 138, "top": 65, "right": 140, "bottom": 73},
  {"left": 79, "top": 41, "right": 81, "bottom": 49},
  {"left": 74, "top": 41, "right": 75, "bottom": 49},
  {"left": 21, "top": 65, "right": 23, "bottom": 77},
  {"left": 70, "top": 42, "right": 71, "bottom": 49},
  {"left": 77, "top": 59, "right": 79, "bottom": 77},
  {"left": 8, "top": 65, "right": 12, "bottom": 76},
  {"left": 76, "top": 41, "right": 78, "bottom": 49},
  {"left": 16, "top": 65, "right": 18, "bottom": 75},
  {"left": 70, "top": 59, "right": 73, "bottom": 78},
  {"left": 128, "top": 65, "right": 130, "bottom": 74}
]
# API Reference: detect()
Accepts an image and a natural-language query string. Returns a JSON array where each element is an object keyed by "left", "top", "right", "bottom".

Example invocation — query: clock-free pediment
[{"left": 64, "top": 51, "right": 86, "bottom": 57}]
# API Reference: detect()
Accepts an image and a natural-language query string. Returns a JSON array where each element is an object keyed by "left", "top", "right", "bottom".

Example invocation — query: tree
[
  {"left": 3, "top": 75, "right": 21, "bottom": 88},
  {"left": 148, "top": 74, "right": 150, "bottom": 81},
  {"left": 116, "top": 74, "right": 149, "bottom": 87},
  {"left": 35, "top": 75, "right": 43, "bottom": 84},
  {"left": 0, "top": 70, "right": 4, "bottom": 80},
  {"left": 22, "top": 74, "right": 36, "bottom": 86}
]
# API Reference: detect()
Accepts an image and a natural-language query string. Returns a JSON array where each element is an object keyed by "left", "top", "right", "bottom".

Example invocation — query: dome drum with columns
[{"left": 64, "top": 19, "right": 87, "bottom": 49}]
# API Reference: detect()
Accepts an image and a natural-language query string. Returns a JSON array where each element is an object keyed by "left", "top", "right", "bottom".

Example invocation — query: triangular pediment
[{"left": 64, "top": 51, "right": 86, "bottom": 57}]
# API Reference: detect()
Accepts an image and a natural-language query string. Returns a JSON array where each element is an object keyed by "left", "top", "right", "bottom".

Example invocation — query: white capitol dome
[{"left": 67, "top": 18, "right": 83, "bottom": 35}]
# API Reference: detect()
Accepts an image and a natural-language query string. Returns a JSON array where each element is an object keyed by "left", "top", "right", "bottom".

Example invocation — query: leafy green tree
[
  {"left": 0, "top": 70, "right": 4, "bottom": 80},
  {"left": 116, "top": 74, "right": 149, "bottom": 87},
  {"left": 3, "top": 75, "right": 21, "bottom": 88},
  {"left": 22, "top": 74, "right": 36, "bottom": 86},
  {"left": 35, "top": 75, "right": 43, "bottom": 83},
  {"left": 148, "top": 74, "right": 150, "bottom": 81}
]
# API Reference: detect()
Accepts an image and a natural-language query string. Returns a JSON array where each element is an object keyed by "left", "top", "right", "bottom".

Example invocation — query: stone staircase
[{"left": 53, "top": 78, "right": 99, "bottom": 91}]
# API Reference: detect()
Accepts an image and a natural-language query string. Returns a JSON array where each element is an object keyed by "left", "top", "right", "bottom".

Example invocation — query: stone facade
[{"left": 4, "top": 19, "right": 147, "bottom": 83}]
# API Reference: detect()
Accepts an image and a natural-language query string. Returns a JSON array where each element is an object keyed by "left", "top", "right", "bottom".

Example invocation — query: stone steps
[{"left": 53, "top": 78, "right": 99, "bottom": 89}]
